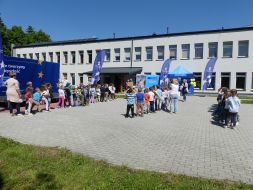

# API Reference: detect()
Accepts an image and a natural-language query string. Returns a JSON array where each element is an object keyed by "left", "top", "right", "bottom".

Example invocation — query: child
[
  {"left": 96, "top": 85, "right": 101, "bottom": 102},
  {"left": 58, "top": 85, "right": 65, "bottom": 108},
  {"left": 31, "top": 87, "right": 41, "bottom": 113},
  {"left": 227, "top": 89, "right": 241, "bottom": 129},
  {"left": 144, "top": 88, "right": 150, "bottom": 114},
  {"left": 90, "top": 85, "right": 96, "bottom": 104},
  {"left": 135, "top": 88, "right": 144, "bottom": 117},
  {"left": 223, "top": 91, "right": 231, "bottom": 128},
  {"left": 24, "top": 87, "right": 33, "bottom": 115},
  {"left": 45, "top": 83, "right": 53, "bottom": 109},
  {"left": 41, "top": 85, "right": 49, "bottom": 111},
  {"left": 125, "top": 88, "right": 135, "bottom": 118},
  {"left": 148, "top": 87, "right": 155, "bottom": 113}
]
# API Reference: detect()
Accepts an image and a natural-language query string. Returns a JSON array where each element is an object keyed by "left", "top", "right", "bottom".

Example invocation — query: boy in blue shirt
[
  {"left": 227, "top": 89, "right": 241, "bottom": 129},
  {"left": 135, "top": 88, "right": 144, "bottom": 117},
  {"left": 125, "top": 88, "right": 135, "bottom": 118}
]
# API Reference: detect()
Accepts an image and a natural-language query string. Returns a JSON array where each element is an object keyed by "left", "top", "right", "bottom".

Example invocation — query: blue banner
[
  {"left": 0, "top": 56, "right": 59, "bottom": 96},
  {"left": 91, "top": 49, "right": 106, "bottom": 84},
  {"left": 145, "top": 75, "right": 159, "bottom": 88},
  {"left": 203, "top": 58, "right": 217, "bottom": 90},
  {"left": 0, "top": 33, "right": 4, "bottom": 87},
  {"left": 159, "top": 58, "right": 172, "bottom": 88}
]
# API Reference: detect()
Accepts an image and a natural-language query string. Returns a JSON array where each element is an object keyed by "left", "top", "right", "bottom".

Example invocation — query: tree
[{"left": 26, "top": 25, "right": 35, "bottom": 33}]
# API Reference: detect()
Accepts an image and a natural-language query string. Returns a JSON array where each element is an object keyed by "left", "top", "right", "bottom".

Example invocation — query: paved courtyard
[{"left": 0, "top": 96, "right": 253, "bottom": 184}]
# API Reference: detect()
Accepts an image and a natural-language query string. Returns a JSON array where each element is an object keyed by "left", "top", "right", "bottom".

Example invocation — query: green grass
[{"left": 0, "top": 137, "right": 253, "bottom": 190}]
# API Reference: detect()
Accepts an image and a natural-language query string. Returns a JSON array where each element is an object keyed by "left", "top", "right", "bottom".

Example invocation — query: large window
[
  {"left": 223, "top": 41, "right": 233, "bottom": 58},
  {"left": 194, "top": 43, "right": 203, "bottom": 59},
  {"left": 63, "top": 52, "right": 68, "bottom": 64},
  {"left": 169, "top": 45, "right": 177, "bottom": 59},
  {"left": 42, "top": 52, "right": 46, "bottom": 61},
  {"left": 23, "top": 54, "right": 27, "bottom": 59},
  {"left": 238, "top": 40, "right": 249, "bottom": 57},
  {"left": 146, "top": 47, "right": 153, "bottom": 61},
  {"left": 70, "top": 73, "right": 75, "bottom": 85},
  {"left": 208, "top": 42, "right": 218, "bottom": 58},
  {"left": 49, "top": 52, "right": 53, "bottom": 62},
  {"left": 157, "top": 46, "right": 164, "bottom": 60},
  {"left": 181, "top": 44, "right": 190, "bottom": 59},
  {"left": 193, "top": 72, "right": 202, "bottom": 89},
  {"left": 105, "top": 49, "right": 110, "bottom": 62},
  {"left": 221, "top": 72, "right": 230, "bottom": 88},
  {"left": 114, "top": 48, "right": 120, "bottom": 62},
  {"left": 56, "top": 52, "right": 60, "bottom": 63},
  {"left": 87, "top": 50, "right": 92, "bottom": 64},
  {"left": 124, "top": 48, "right": 131, "bottom": 61},
  {"left": 79, "top": 51, "right": 84, "bottom": 64},
  {"left": 135, "top": 47, "right": 141, "bottom": 61},
  {"left": 71, "top": 51, "right": 76, "bottom": 64},
  {"left": 236, "top": 72, "right": 246, "bottom": 90},
  {"left": 78, "top": 73, "right": 83, "bottom": 84},
  {"left": 29, "top": 53, "right": 33, "bottom": 59}
]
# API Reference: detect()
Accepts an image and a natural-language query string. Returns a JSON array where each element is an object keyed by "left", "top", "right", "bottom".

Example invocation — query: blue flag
[
  {"left": 159, "top": 58, "right": 172, "bottom": 88},
  {"left": 91, "top": 49, "right": 106, "bottom": 84},
  {"left": 0, "top": 33, "right": 4, "bottom": 87},
  {"left": 203, "top": 58, "right": 217, "bottom": 90}
]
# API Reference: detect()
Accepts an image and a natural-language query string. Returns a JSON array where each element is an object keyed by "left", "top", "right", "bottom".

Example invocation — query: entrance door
[{"left": 221, "top": 72, "right": 230, "bottom": 88}]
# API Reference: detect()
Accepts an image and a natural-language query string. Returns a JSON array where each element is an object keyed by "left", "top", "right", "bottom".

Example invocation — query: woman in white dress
[{"left": 5, "top": 71, "right": 22, "bottom": 116}]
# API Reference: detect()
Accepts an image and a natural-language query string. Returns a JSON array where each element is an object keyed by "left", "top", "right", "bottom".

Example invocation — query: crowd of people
[
  {"left": 214, "top": 87, "right": 241, "bottom": 129},
  {"left": 4, "top": 72, "right": 117, "bottom": 116},
  {"left": 125, "top": 78, "right": 188, "bottom": 118}
]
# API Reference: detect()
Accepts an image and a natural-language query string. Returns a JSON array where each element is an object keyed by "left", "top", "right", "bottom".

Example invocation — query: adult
[
  {"left": 170, "top": 78, "right": 179, "bottom": 113},
  {"left": 109, "top": 84, "right": 116, "bottom": 100},
  {"left": 181, "top": 79, "right": 188, "bottom": 102},
  {"left": 5, "top": 71, "right": 22, "bottom": 116}
]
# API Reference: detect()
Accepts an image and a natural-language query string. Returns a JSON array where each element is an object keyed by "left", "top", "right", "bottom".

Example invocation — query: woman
[
  {"left": 170, "top": 78, "right": 179, "bottom": 113},
  {"left": 5, "top": 71, "right": 22, "bottom": 116}
]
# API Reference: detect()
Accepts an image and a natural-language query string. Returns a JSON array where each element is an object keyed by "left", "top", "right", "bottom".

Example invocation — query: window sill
[
  {"left": 193, "top": 57, "right": 203, "bottom": 59},
  {"left": 145, "top": 60, "right": 153, "bottom": 61},
  {"left": 207, "top": 57, "right": 217, "bottom": 59},
  {"left": 156, "top": 59, "right": 164, "bottom": 61},
  {"left": 237, "top": 56, "right": 248, "bottom": 58},
  {"left": 113, "top": 60, "right": 120, "bottom": 62},
  {"left": 134, "top": 60, "right": 141, "bottom": 62},
  {"left": 123, "top": 60, "right": 130, "bottom": 62},
  {"left": 236, "top": 88, "right": 246, "bottom": 91},
  {"left": 62, "top": 63, "right": 67, "bottom": 65},
  {"left": 222, "top": 56, "right": 232, "bottom": 58},
  {"left": 180, "top": 58, "right": 190, "bottom": 60},
  {"left": 86, "top": 63, "right": 92, "bottom": 64},
  {"left": 78, "top": 63, "right": 84, "bottom": 65}
]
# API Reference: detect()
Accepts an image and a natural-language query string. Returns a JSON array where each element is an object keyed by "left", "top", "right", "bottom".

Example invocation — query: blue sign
[
  {"left": 159, "top": 58, "right": 172, "bottom": 88},
  {"left": 203, "top": 58, "right": 217, "bottom": 90},
  {"left": 145, "top": 75, "right": 159, "bottom": 88}
]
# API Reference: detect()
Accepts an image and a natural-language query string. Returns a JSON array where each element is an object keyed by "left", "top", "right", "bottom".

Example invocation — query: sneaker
[
  {"left": 27, "top": 113, "right": 33, "bottom": 116},
  {"left": 25, "top": 110, "right": 28, "bottom": 115},
  {"left": 236, "top": 122, "right": 239, "bottom": 126},
  {"left": 16, "top": 114, "right": 23, "bottom": 117},
  {"left": 224, "top": 125, "right": 228, "bottom": 129}
]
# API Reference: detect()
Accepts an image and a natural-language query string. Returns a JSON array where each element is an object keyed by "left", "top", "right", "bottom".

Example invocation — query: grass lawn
[{"left": 0, "top": 137, "right": 253, "bottom": 190}]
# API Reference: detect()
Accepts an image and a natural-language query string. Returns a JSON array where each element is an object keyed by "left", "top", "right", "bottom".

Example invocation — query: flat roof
[
  {"left": 14, "top": 26, "right": 253, "bottom": 49},
  {"left": 83, "top": 67, "right": 142, "bottom": 75}
]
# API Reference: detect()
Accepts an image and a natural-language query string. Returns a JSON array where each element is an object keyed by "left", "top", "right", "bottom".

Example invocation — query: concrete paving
[{"left": 0, "top": 96, "right": 253, "bottom": 184}]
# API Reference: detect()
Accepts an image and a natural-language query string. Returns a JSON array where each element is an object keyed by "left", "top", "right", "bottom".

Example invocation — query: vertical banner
[
  {"left": 91, "top": 49, "right": 106, "bottom": 84},
  {"left": 159, "top": 58, "right": 172, "bottom": 88},
  {"left": 203, "top": 58, "right": 217, "bottom": 90},
  {"left": 136, "top": 74, "right": 146, "bottom": 89},
  {"left": 0, "top": 33, "right": 4, "bottom": 87}
]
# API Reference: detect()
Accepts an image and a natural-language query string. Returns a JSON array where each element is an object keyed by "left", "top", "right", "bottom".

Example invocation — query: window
[
  {"left": 56, "top": 52, "right": 60, "bottom": 63},
  {"left": 70, "top": 73, "right": 75, "bottom": 85},
  {"left": 105, "top": 49, "right": 110, "bottom": 62},
  {"left": 35, "top": 53, "right": 39, "bottom": 60},
  {"left": 62, "top": 73, "right": 67, "bottom": 80},
  {"left": 236, "top": 73, "right": 246, "bottom": 90},
  {"left": 144, "top": 72, "right": 151, "bottom": 75},
  {"left": 135, "top": 47, "right": 141, "bottom": 61},
  {"left": 114, "top": 48, "right": 120, "bottom": 62},
  {"left": 156, "top": 72, "right": 161, "bottom": 76},
  {"left": 193, "top": 72, "right": 202, "bottom": 89},
  {"left": 221, "top": 72, "right": 230, "bottom": 89},
  {"left": 17, "top": 54, "right": 20, "bottom": 58},
  {"left": 63, "top": 51, "right": 68, "bottom": 64},
  {"left": 23, "top": 54, "right": 27, "bottom": 58},
  {"left": 79, "top": 73, "right": 84, "bottom": 84},
  {"left": 87, "top": 50, "right": 92, "bottom": 64},
  {"left": 29, "top": 53, "right": 33, "bottom": 59},
  {"left": 208, "top": 42, "right": 218, "bottom": 58},
  {"left": 238, "top": 40, "right": 249, "bottom": 57},
  {"left": 181, "top": 44, "right": 190, "bottom": 59},
  {"left": 42, "top": 52, "right": 46, "bottom": 61},
  {"left": 49, "top": 52, "right": 53, "bottom": 62},
  {"left": 146, "top": 46, "right": 153, "bottom": 61},
  {"left": 194, "top": 43, "right": 203, "bottom": 59},
  {"left": 78, "top": 51, "right": 84, "bottom": 64},
  {"left": 223, "top": 41, "right": 233, "bottom": 58},
  {"left": 71, "top": 51, "right": 76, "bottom": 64},
  {"left": 206, "top": 73, "right": 216, "bottom": 90},
  {"left": 169, "top": 45, "right": 177, "bottom": 59},
  {"left": 124, "top": 48, "right": 131, "bottom": 61},
  {"left": 157, "top": 46, "right": 164, "bottom": 60}
]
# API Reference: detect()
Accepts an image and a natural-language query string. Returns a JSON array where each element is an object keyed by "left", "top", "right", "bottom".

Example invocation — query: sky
[{"left": 0, "top": 0, "right": 253, "bottom": 41}]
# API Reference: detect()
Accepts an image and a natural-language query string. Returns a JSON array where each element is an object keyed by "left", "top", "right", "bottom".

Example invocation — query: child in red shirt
[{"left": 144, "top": 88, "right": 150, "bottom": 114}]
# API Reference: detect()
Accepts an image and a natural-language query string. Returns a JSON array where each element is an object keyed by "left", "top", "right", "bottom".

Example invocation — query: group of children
[
  {"left": 215, "top": 87, "right": 241, "bottom": 129},
  {"left": 125, "top": 83, "right": 181, "bottom": 118}
]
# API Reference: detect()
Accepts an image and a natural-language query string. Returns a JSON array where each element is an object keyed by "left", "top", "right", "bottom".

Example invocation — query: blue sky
[{"left": 0, "top": 0, "right": 253, "bottom": 41}]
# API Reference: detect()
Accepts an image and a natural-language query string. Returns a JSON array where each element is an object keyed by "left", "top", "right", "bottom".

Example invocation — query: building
[{"left": 13, "top": 26, "right": 253, "bottom": 93}]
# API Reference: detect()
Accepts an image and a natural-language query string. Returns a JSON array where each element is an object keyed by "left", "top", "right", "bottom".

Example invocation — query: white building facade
[{"left": 14, "top": 27, "right": 253, "bottom": 93}]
